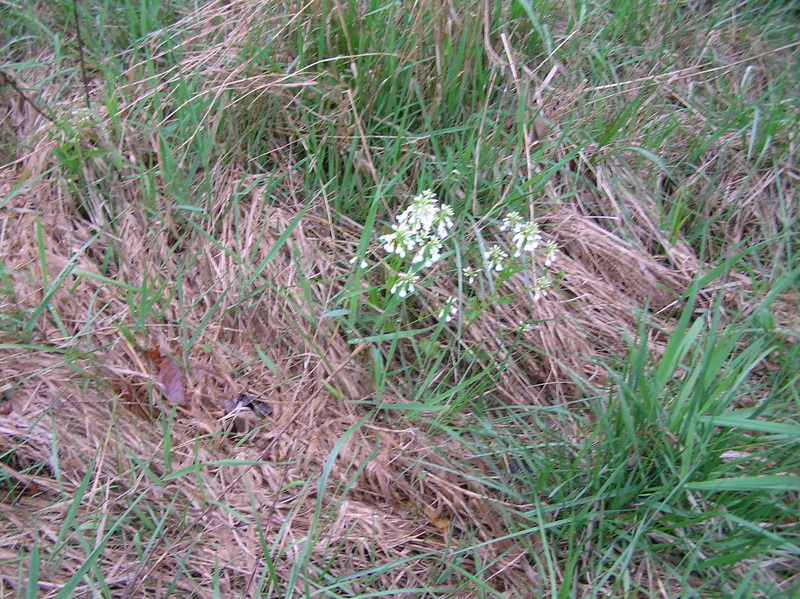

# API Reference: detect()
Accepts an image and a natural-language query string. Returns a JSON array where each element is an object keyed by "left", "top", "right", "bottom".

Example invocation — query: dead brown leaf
[{"left": 147, "top": 346, "right": 187, "bottom": 407}]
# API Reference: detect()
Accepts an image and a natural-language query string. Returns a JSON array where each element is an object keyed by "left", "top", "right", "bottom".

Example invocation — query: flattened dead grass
[
  {"left": 0, "top": 146, "right": 742, "bottom": 596},
  {"left": 1, "top": 0, "right": 797, "bottom": 596},
  {"left": 0, "top": 168, "right": 543, "bottom": 595}
]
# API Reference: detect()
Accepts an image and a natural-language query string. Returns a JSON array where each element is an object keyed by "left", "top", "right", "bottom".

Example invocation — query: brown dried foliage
[{"left": 1, "top": 0, "right": 796, "bottom": 597}]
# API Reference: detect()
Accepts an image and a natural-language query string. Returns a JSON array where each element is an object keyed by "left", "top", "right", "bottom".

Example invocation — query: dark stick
[{"left": 0, "top": 70, "right": 56, "bottom": 124}]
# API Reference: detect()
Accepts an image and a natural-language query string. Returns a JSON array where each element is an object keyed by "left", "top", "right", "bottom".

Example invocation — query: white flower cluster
[
  {"left": 380, "top": 189, "right": 455, "bottom": 299},
  {"left": 486, "top": 210, "right": 558, "bottom": 301},
  {"left": 483, "top": 245, "right": 509, "bottom": 272},
  {"left": 390, "top": 271, "right": 420, "bottom": 299},
  {"left": 379, "top": 189, "right": 454, "bottom": 269},
  {"left": 501, "top": 211, "right": 551, "bottom": 258},
  {"left": 360, "top": 189, "right": 559, "bottom": 321}
]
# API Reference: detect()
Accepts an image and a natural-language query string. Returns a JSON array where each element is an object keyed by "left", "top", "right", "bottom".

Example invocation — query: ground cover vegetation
[{"left": 1, "top": 0, "right": 798, "bottom": 596}]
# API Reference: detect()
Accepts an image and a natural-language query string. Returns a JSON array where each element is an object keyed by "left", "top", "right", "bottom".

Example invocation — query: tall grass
[{"left": 1, "top": 0, "right": 798, "bottom": 597}]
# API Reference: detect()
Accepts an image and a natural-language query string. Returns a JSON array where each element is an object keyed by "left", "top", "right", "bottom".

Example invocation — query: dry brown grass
[
  {"left": 0, "top": 136, "right": 754, "bottom": 597},
  {"left": 0, "top": 162, "right": 542, "bottom": 595},
  {"left": 1, "top": 0, "right": 797, "bottom": 596}
]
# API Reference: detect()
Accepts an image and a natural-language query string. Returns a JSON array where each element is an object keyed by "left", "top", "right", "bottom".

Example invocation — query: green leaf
[
  {"left": 686, "top": 476, "right": 800, "bottom": 492},
  {"left": 700, "top": 411, "right": 800, "bottom": 439},
  {"left": 349, "top": 328, "right": 428, "bottom": 344}
]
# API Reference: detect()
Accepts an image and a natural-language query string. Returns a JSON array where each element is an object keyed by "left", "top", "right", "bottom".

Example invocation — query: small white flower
[
  {"left": 379, "top": 230, "right": 399, "bottom": 254},
  {"left": 398, "top": 189, "right": 438, "bottom": 232},
  {"left": 462, "top": 266, "right": 479, "bottom": 285},
  {"left": 390, "top": 272, "right": 419, "bottom": 298},
  {"left": 544, "top": 241, "right": 558, "bottom": 267},
  {"left": 349, "top": 256, "right": 369, "bottom": 269},
  {"left": 433, "top": 204, "right": 455, "bottom": 239},
  {"left": 384, "top": 227, "right": 419, "bottom": 259},
  {"left": 484, "top": 245, "right": 508, "bottom": 272},
  {"left": 532, "top": 276, "right": 552, "bottom": 301},
  {"left": 501, "top": 211, "right": 523, "bottom": 233},
  {"left": 412, "top": 188, "right": 437, "bottom": 206},
  {"left": 411, "top": 237, "right": 444, "bottom": 268},
  {"left": 438, "top": 300, "right": 458, "bottom": 323},
  {"left": 511, "top": 221, "right": 541, "bottom": 257}
]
